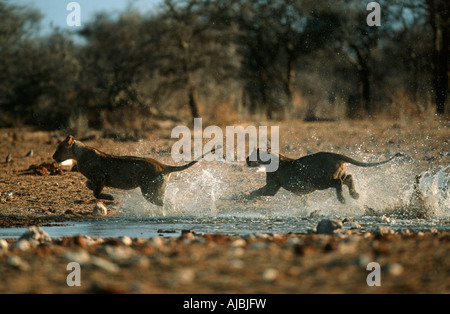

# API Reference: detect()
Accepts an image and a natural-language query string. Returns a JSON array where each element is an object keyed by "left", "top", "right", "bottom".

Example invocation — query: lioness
[
  {"left": 246, "top": 148, "right": 404, "bottom": 204},
  {"left": 53, "top": 135, "right": 219, "bottom": 206}
]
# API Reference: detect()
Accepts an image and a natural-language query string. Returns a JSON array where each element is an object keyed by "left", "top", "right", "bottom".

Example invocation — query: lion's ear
[{"left": 65, "top": 135, "right": 75, "bottom": 146}]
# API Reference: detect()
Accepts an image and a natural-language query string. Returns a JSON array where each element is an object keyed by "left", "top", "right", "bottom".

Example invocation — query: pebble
[
  {"left": 13, "top": 239, "right": 31, "bottom": 251},
  {"left": 102, "top": 245, "right": 136, "bottom": 264},
  {"left": 231, "top": 238, "right": 247, "bottom": 248},
  {"left": 5, "top": 255, "right": 30, "bottom": 271},
  {"left": 0, "top": 239, "right": 9, "bottom": 255},
  {"left": 351, "top": 253, "right": 372, "bottom": 268},
  {"left": 148, "top": 236, "right": 165, "bottom": 248},
  {"left": 19, "top": 226, "right": 52, "bottom": 243},
  {"left": 248, "top": 241, "right": 271, "bottom": 250},
  {"left": 386, "top": 262, "right": 404, "bottom": 276},
  {"left": 346, "top": 222, "right": 362, "bottom": 230},
  {"left": 173, "top": 268, "right": 195, "bottom": 285},
  {"left": 89, "top": 256, "right": 120, "bottom": 273},
  {"left": 1, "top": 192, "right": 13, "bottom": 203},
  {"left": 119, "top": 236, "right": 133, "bottom": 246},
  {"left": 398, "top": 228, "right": 412, "bottom": 235},
  {"left": 62, "top": 250, "right": 91, "bottom": 264},
  {"left": 262, "top": 268, "right": 278, "bottom": 282},
  {"left": 374, "top": 226, "right": 395, "bottom": 235},
  {"left": 93, "top": 202, "right": 108, "bottom": 215},
  {"left": 317, "top": 219, "right": 344, "bottom": 235},
  {"left": 180, "top": 229, "right": 196, "bottom": 241}
]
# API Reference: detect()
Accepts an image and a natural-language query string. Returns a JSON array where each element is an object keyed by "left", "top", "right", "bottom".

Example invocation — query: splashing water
[
  {"left": 116, "top": 152, "right": 449, "bottom": 219},
  {"left": 118, "top": 165, "right": 226, "bottom": 218},
  {"left": 412, "top": 166, "right": 449, "bottom": 218}
]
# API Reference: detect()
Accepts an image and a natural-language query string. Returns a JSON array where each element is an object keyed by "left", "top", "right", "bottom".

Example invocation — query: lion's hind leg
[
  {"left": 343, "top": 174, "right": 360, "bottom": 200},
  {"left": 140, "top": 175, "right": 167, "bottom": 206}
]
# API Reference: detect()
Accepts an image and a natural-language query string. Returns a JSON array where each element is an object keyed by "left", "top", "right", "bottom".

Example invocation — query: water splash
[
  {"left": 118, "top": 165, "right": 225, "bottom": 218},
  {"left": 407, "top": 166, "right": 449, "bottom": 218},
  {"left": 116, "top": 152, "right": 448, "bottom": 222}
]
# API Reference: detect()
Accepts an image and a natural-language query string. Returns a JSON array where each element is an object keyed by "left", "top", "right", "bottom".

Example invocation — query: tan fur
[
  {"left": 246, "top": 149, "right": 403, "bottom": 204},
  {"left": 53, "top": 136, "right": 217, "bottom": 206}
]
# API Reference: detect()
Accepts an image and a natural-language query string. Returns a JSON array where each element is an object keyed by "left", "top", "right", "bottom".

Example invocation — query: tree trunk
[
  {"left": 284, "top": 54, "right": 296, "bottom": 111},
  {"left": 259, "top": 71, "right": 272, "bottom": 119},
  {"left": 360, "top": 66, "right": 372, "bottom": 115},
  {"left": 188, "top": 85, "right": 199, "bottom": 119},
  {"left": 427, "top": 0, "right": 449, "bottom": 115}
]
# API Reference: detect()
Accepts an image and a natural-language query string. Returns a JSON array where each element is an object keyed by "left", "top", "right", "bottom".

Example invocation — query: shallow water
[
  {"left": 0, "top": 215, "right": 449, "bottom": 239},
  {"left": 1, "top": 159, "right": 448, "bottom": 239}
]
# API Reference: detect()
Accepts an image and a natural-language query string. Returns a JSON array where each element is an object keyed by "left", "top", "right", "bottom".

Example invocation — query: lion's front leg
[{"left": 86, "top": 179, "right": 114, "bottom": 200}]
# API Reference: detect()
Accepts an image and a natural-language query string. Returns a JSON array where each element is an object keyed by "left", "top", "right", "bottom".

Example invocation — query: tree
[
  {"left": 153, "top": 0, "right": 239, "bottom": 120},
  {"left": 329, "top": 0, "right": 380, "bottom": 117},
  {"left": 0, "top": 1, "right": 79, "bottom": 129},
  {"left": 78, "top": 11, "right": 154, "bottom": 117},
  {"left": 221, "top": 0, "right": 339, "bottom": 119}
]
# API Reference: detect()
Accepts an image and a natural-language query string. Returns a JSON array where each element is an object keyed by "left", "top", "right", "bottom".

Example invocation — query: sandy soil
[{"left": 0, "top": 118, "right": 448, "bottom": 294}]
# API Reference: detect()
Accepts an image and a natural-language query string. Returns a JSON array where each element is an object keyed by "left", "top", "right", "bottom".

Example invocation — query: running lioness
[
  {"left": 53, "top": 135, "right": 219, "bottom": 206},
  {"left": 245, "top": 148, "right": 404, "bottom": 204}
]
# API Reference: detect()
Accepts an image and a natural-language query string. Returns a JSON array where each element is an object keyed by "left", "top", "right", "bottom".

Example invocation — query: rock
[
  {"left": 317, "top": 219, "right": 344, "bottom": 234},
  {"left": 262, "top": 268, "right": 278, "bottom": 282},
  {"left": 348, "top": 222, "right": 362, "bottom": 229},
  {"left": 157, "top": 229, "right": 177, "bottom": 234},
  {"left": 248, "top": 242, "right": 270, "bottom": 250},
  {"left": 93, "top": 202, "right": 108, "bottom": 215},
  {"left": 13, "top": 239, "right": 31, "bottom": 251},
  {"left": 89, "top": 256, "right": 120, "bottom": 273},
  {"left": 19, "top": 226, "right": 52, "bottom": 243},
  {"left": 5, "top": 255, "right": 30, "bottom": 271},
  {"left": 180, "top": 229, "right": 196, "bottom": 241},
  {"left": 386, "top": 262, "right": 404, "bottom": 276},
  {"left": 398, "top": 228, "right": 412, "bottom": 235},
  {"left": 351, "top": 253, "right": 372, "bottom": 268},
  {"left": 127, "top": 255, "right": 150, "bottom": 269},
  {"left": 173, "top": 268, "right": 195, "bottom": 285},
  {"left": 102, "top": 245, "right": 136, "bottom": 264},
  {"left": 62, "top": 250, "right": 91, "bottom": 264},
  {"left": 0, "top": 239, "right": 9, "bottom": 255},
  {"left": 374, "top": 226, "right": 395, "bottom": 235},
  {"left": 148, "top": 236, "right": 165, "bottom": 248},
  {"left": 119, "top": 236, "right": 133, "bottom": 246},
  {"left": 3, "top": 192, "right": 13, "bottom": 201},
  {"left": 230, "top": 238, "right": 247, "bottom": 248}
]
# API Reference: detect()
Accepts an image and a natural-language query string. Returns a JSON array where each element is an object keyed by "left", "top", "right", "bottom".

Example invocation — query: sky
[{"left": 13, "top": 0, "right": 161, "bottom": 34}]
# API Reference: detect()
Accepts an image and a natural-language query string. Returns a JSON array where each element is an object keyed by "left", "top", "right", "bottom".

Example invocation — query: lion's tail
[
  {"left": 339, "top": 152, "right": 405, "bottom": 167},
  {"left": 163, "top": 145, "right": 222, "bottom": 174}
]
